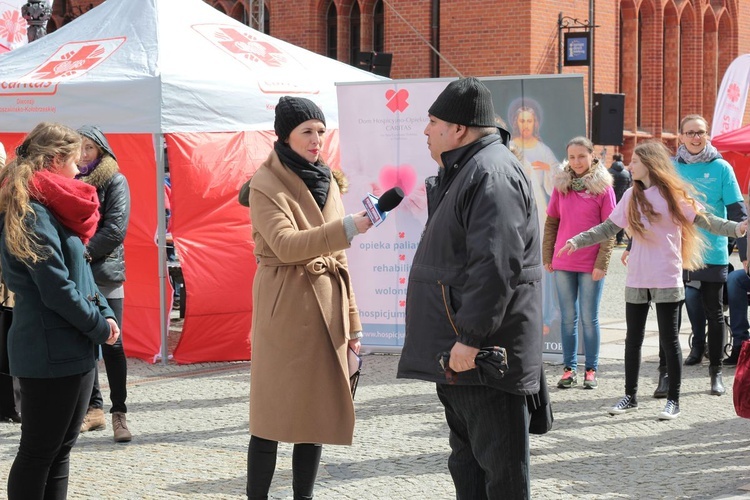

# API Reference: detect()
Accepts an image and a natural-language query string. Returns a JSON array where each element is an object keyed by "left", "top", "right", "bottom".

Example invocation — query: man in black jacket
[
  {"left": 397, "top": 78, "right": 542, "bottom": 499},
  {"left": 608, "top": 153, "right": 631, "bottom": 245}
]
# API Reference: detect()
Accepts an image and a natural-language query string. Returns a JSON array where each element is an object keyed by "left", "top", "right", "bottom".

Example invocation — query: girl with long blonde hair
[
  {"left": 558, "top": 141, "right": 746, "bottom": 420},
  {"left": 2, "top": 122, "right": 119, "bottom": 499}
]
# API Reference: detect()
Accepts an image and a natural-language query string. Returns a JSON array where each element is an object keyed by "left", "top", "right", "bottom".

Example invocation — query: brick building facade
[{"left": 54, "top": 0, "right": 750, "bottom": 157}]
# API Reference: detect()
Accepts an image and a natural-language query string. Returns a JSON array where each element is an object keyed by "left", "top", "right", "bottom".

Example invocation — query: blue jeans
[
  {"left": 727, "top": 269, "right": 750, "bottom": 347},
  {"left": 554, "top": 270, "right": 604, "bottom": 371},
  {"left": 542, "top": 271, "right": 559, "bottom": 329}
]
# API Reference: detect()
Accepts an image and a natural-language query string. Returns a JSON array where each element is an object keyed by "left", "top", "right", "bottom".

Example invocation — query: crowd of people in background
[
  {"left": 559, "top": 140, "right": 746, "bottom": 419},
  {"left": 1, "top": 81, "right": 750, "bottom": 499}
]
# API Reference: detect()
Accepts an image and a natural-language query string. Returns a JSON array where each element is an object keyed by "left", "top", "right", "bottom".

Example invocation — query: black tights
[
  {"left": 246, "top": 435, "right": 322, "bottom": 500},
  {"left": 625, "top": 301, "right": 683, "bottom": 401},
  {"left": 8, "top": 369, "right": 95, "bottom": 500}
]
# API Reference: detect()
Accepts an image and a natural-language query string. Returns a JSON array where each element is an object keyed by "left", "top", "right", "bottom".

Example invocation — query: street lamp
[{"left": 21, "top": 0, "right": 51, "bottom": 43}]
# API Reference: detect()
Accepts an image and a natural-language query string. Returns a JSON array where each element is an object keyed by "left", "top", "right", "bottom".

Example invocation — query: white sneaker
[
  {"left": 658, "top": 399, "right": 680, "bottom": 420},
  {"left": 608, "top": 395, "right": 638, "bottom": 415}
]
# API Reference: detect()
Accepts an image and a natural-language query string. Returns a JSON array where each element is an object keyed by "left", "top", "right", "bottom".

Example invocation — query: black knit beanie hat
[
  {"left": 274, "top": 96, "right": 326, "bottom": 142},
  {"left": 77, "top": 125, "right": 116, "bottom": 161},
  {"left": 428, "top": 77, "right": 496, "bottom": 127}
]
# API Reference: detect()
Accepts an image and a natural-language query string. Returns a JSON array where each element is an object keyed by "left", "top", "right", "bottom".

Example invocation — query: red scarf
[{"left": 28, "top": 170, "right": 100, "bottom": 244}]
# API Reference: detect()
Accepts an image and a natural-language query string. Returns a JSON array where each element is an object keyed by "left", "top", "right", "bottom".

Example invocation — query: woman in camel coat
[{"left": 246, "top": 96, "right": 373, "bottom": 499}]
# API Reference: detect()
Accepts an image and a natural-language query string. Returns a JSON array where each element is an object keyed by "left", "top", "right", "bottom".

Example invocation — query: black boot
[
  {"left": 709, "top": 365, "right": 725, "bottom": 395},
  {"left": 653, "top": 367, "right": 668, "bottom": 399},
  {"left": 723, "top": 345, "right": 741, "bottom": 367},
  {"left": 684, "top": 345, "right": 704, "bottom": 365}
]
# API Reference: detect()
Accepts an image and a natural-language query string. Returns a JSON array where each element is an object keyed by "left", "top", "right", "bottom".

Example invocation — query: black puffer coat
[
  {"left": 397, "top": 133, "right": 543, "bottom": 395},
  {"left": 607, "top": 160, "right": 631, "bottom": 202},
  {"left": 78, "top": 156, "right": 130, "bottom": 286}
]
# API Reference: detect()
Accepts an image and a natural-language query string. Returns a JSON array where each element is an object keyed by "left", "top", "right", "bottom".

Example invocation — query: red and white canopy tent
[
  {"left": 0, "top": 0, "right": 383, "bottom": 363},
  {"left": 712, "top": 126, "right": 750, "bottom": 193},
  {"left": 0, "top": 0, "right": 51, "bottom": 54},
  {"left": 711, "top": 54, "right": 750, "bottom": 193}
]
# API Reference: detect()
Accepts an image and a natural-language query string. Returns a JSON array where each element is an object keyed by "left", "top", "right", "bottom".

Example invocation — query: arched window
[
  {"left": 264, "top": 2, "right": 270, "bottom": 35},
  {"left": 47, "top": 17, "right": 58, "bottom": 34},
  {"left": 373, "top": 0, "right": 384, "bottom": 53},
  {"left": 637, "top": 10, "right": 643, "bottom": 130},
  {"left": 327, "top": 1, "right": 337, "bottom": 59},
  {"left": 702, "top": 11, "right": 719, "bottom": 121},
  {"left": 717, "top": 13, "right": 732, "bottom": 100},
  {"left": 619, "top": 1, "right": 638, "bottom": 139},
  {"left": 678, "top": 8, "right": 701, "bottom": 121},
  {"left": 350, "top": 3, "right": 361, "bottom": 65},
  {"left": 663, "top": 3, "right": 679, "bottom": 134}
]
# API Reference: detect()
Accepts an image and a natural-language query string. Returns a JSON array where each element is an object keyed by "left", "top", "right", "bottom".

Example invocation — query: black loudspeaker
[
  {"left": 371, "top": 52, "right": 392, "bottom": 78},
  {"left": 591, "top": 93, "right": 625, "bottom": 145},
  {"left": 356, "top": 51, "right": 373, "bottom": 71}
]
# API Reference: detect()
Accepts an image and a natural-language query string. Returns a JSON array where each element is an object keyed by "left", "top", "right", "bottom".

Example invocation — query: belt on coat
[{"left": 258, "top": 255, "right": 351, "bottom": 343}]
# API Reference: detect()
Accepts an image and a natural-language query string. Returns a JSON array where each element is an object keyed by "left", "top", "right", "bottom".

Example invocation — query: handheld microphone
[{"left": 362, "top": 187, "right": 405, "bottom": 226}]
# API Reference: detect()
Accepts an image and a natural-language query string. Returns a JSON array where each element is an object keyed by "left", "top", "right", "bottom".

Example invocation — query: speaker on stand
[
  {"left": 591, "top": 93, "right": 625, "bottom": 146},
  {"left": 355, "top": 51, "right": 393, "bottom": 78}
]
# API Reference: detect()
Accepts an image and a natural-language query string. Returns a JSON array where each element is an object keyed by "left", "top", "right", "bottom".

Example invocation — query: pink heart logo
[
  {"left": 385, "top": 89, "right": 409, "bottom": 112},
  {"left": 379, "top": 164, "right": 418, "bottom": 197}
]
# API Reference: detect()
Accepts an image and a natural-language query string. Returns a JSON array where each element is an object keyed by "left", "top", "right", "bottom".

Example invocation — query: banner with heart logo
[
  {"left": 337, "top": 80, "right": 445, "bottom": 350},
  {"left": 337, "top": 75, "right": 586, "bottom": 359}
]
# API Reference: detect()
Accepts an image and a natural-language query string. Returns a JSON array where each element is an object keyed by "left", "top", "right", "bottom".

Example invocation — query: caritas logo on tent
[
  {"left": 0, "top": 37, "right": 125, "bottom": 96},
  {"left": 193, "top": 24, "right": 319, "bottom": 94},
  {"left": 0, "top": 0, "right": 28, "bottom": 53}
]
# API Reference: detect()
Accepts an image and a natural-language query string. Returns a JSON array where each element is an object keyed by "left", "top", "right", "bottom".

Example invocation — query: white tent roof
[{"left": 0, "top": 0, "right": 383, "bottom": 133}]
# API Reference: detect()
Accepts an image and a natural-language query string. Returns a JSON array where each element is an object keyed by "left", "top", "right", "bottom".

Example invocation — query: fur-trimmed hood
[
  {"left": 78, "top": 156, "right": 119, "bottom": 188},
  {"left": 553, "top": 158, "right": 612, "bottom": 195}
]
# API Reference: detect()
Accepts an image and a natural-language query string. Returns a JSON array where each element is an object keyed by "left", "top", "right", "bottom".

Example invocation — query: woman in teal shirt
[{"left": 674, "top": 114, "right": 746, "bottom": 395}]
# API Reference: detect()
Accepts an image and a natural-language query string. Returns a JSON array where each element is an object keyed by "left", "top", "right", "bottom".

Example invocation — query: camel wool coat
[{"left": 248, "top": 149, "right": 362, "bottom": 445}]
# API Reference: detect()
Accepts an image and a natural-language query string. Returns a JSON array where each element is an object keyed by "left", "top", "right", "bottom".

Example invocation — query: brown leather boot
[
  {"left": 112, "top": 412, "right": 132, "bottom": 443},
  {"left": 80, "top": 406, "right": 106, "bottom": 432}
]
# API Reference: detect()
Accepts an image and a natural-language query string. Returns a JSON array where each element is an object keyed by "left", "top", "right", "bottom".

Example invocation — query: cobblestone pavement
[{"left": 0, "top": 248, "right": 748, "bottom": 499}]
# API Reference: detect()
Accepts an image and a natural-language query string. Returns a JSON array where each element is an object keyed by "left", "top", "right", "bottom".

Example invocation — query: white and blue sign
[{"left": 564, "top": 32, "right": 590, "bottom": 66}]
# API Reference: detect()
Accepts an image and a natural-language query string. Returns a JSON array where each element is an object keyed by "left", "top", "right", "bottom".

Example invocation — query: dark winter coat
[
  {"left": 0, "top": 202, "right": 114, "bottom": 378},
  {"left": 608, "top": 160, "right": 631, "bottom": 202},
  {"left": 397, "top": 133, "right": 543, "bottom": 396},
  {"left": 78, "top": 156, "right": 130, "bottom": 286}
]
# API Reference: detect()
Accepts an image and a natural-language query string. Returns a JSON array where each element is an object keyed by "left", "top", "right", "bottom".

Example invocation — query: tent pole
[{"left": 154, "top": 134, "right": 169, "bottom": 366}]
